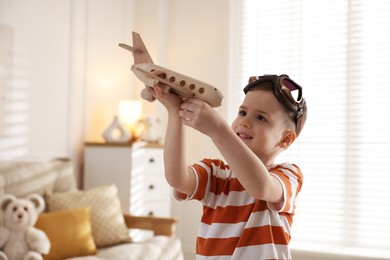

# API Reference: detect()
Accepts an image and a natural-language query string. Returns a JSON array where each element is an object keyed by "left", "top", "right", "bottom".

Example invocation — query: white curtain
[{"left": 230, "top": 0, "right": 390, "bottom": 257}]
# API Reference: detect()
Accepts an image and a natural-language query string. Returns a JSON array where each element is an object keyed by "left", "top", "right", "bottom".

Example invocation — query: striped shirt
[{"left": 175, "top": 158, "right": 303, "bottom": 260}]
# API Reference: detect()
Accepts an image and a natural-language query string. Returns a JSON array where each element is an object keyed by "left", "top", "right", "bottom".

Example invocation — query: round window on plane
[{"left": 158, "top": 73, "right": 167, "bottom": 79}]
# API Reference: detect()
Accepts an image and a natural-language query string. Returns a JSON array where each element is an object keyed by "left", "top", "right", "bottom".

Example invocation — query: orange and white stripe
[{"left": 175, "top": 159, "right": 303, "bottom": 260}]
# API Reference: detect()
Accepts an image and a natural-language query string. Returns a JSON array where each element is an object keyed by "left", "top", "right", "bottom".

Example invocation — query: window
[{"left": 230, "top": 0, "right": 390, "bottom": 257}]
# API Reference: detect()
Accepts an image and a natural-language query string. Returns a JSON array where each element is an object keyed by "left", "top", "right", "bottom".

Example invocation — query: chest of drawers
[{"left": 83, "top": 142, "right": 171, "bottom": 217}]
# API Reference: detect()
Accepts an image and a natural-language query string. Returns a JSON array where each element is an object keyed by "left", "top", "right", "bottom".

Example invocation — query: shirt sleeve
[
  {"left": 267, "top": 163, "right": 303, "bottom": 213},
  {"left": 173, "top": 159, "right": 213, "bottom": 202}
]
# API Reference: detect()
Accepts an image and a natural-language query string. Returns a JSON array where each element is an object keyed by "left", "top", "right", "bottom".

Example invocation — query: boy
[{"left": 148, "top": 74, "right": 307, "bottom": 259}]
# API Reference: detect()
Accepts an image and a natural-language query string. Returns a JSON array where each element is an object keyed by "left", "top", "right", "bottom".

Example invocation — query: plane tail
[{"left": 119, "top": 31, "right": 153, "bottom": 64}]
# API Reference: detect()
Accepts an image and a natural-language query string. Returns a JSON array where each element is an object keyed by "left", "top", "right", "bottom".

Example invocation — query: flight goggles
[{"left": 243, "top": 74, "right": 306, "bottom": 135}]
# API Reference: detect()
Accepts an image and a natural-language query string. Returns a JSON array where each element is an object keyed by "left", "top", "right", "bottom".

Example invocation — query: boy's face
[{"left": 231, "top": 89, "right": 292, "bottom": 165}]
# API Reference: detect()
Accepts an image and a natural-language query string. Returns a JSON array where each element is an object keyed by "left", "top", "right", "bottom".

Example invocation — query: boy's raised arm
[
  {"left": 163, "top": 112, "right": 196, "bottom": 196},
  {"left": 179, "top": 98, "right": 284, "bottom": 203},
  {"left": 149, "top": 86, "right": 196, "bottom": 196}
]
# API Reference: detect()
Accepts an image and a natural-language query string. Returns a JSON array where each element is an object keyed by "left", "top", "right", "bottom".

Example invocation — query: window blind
[{"left": 230, "top": 0, "right": 390, "bottom": 258}]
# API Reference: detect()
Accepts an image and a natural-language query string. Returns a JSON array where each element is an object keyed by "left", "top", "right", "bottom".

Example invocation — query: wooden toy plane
[{"left": 119, "top": 32, "right": 224, "bottom": 107}]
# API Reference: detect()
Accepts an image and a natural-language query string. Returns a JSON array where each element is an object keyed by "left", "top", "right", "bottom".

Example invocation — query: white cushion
[{"left": 65, "top": 236, "right": 183, "bottom": 260}]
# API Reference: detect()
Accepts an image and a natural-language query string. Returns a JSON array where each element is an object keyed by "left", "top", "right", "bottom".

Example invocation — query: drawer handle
[
  {"left": 149, "top": 158, "right": 155, "bottom": 163},
  {"left": 148, "top": 184, "right": 155, "bottom": 190}
]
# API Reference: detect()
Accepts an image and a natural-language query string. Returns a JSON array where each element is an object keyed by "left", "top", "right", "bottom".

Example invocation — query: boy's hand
[
  {"left": 179, "top": 98, "right": 225, "bottom": 137},
  {"left": 145, "top": 71, "right": 183, "bottom": 113}
]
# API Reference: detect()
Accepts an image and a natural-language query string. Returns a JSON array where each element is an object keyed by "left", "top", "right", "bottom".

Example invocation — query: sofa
[{"left": 0, "top": 158, "right": 183, "bottom": 260}]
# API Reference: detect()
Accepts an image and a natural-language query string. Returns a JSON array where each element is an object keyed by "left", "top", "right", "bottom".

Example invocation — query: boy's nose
[{"left": 239, "top": 118, "right": 251, "bottom": 128}]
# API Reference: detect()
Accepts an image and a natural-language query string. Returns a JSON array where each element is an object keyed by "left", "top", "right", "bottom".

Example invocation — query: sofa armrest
[{"left": 123, "top": 214, "right": 178, "bottom": 237}]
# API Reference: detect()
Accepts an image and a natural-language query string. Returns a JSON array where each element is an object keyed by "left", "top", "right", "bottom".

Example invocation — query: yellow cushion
[
  {"left": 35, "top": 207, "right": 96, "bottom": 260},
  {"left": 44, "top": 184, "right": 131, "bottom": 247}
]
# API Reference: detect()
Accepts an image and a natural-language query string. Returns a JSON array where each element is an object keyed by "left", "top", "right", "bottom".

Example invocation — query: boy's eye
[
  {"left": 238, "top": 110, "right": 246, "bottom": 116},
  {"left": 256, "top": 114, "right": 266, "bottom": 122}
]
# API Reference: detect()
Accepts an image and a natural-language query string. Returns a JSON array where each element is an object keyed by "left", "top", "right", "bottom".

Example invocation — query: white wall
[
  {"left": 0, "top": 0, "right": 72, "bottom": 159},
  {"left": 0, "top": 0, "right": 136, "bottom": 180}
]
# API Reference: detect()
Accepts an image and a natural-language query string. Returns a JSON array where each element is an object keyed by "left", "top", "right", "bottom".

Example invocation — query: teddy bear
[{"left": 0, "top": 194, "right": 50, "bottom": 260}]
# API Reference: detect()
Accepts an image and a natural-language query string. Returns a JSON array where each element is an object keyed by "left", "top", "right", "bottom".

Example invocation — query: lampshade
[{"left": 117, "top": 100, "right": 143, "bottom": 131}]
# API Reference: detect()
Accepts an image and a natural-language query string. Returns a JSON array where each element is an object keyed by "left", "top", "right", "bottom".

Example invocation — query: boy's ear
[{"left": 279, "top": 131, "right": 297, "bottom": 148}]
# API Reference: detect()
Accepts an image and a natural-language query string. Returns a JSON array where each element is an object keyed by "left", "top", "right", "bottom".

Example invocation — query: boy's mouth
[{"left": 237, "top": 132, "right": 253, "bottom": 140}]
